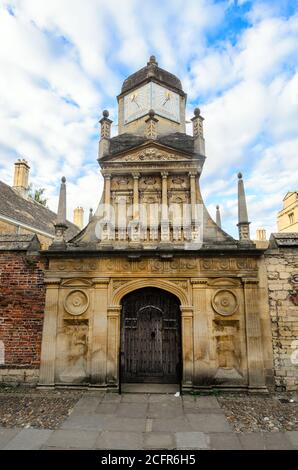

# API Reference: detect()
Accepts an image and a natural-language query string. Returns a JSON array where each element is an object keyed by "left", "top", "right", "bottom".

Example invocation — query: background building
[
  {"left": 0, "top": 159, "right": 80, "bottom": 248},
  {"left": 277, "top": 192, "right": 298, "bottom": 233}
]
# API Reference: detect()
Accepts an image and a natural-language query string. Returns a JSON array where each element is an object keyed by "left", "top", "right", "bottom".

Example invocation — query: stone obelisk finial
[
  {"left": 89, "top": 208, "right": 93, "bottom": 222},
  {"left": 216, "top": 205, "right": 222, "bottom": 228},
  {"left": 237, "top": 172, "right": 250, "bottom": 241},
  {"left": 52, "top": 176, "right": 68, "bottom": 248}
]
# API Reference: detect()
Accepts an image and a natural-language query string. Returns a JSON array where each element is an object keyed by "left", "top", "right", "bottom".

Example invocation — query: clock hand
[
  {"left": 162, "top": 93, "right": 171, "bottom": 106},
  {"left": 131, "top": 94, "right": 140, "bottom": 108}
]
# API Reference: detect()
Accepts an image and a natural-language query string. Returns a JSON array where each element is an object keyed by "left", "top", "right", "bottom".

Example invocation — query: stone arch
[{"left": 111, "top": 278, "right": 190, "bottom": 307}]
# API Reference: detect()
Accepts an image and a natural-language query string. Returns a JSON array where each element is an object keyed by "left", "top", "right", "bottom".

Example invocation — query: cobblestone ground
[{"left": 0, "top": 387, "right": 298, "bottom": 450}]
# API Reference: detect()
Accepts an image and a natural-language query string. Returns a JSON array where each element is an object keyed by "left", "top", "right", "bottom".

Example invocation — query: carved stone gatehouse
[{"left": 39, "top": 57, "right": 274, "bottom": 392}]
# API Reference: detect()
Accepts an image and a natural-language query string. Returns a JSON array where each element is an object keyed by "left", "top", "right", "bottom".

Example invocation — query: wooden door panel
[{"left": 121, "top": 288, "right": 181, "bottom": 383}]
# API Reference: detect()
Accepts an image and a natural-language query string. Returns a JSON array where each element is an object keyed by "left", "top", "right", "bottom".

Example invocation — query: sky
[{"left": 0, "top": 0, "right": 297, "bottom": 239}]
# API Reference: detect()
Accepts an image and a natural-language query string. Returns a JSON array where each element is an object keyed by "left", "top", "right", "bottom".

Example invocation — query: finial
[
  {"left": 194, "top": 107, "right": 201, "bottom": 117},
  {"left": 145, "top": 109, "right": 158, "bottom": 139},
  {"left": 216, "top": 205, "right": 222, "bottom": 228},
  {"left": 237, "top": 172, "right": 251, "bottom": 242},
  {"left": 89, "top": 207, "right": 93, "bottom": 222},
  {"left": 102, "top": 109, "right": 109, "bottom": 118},
  {"left": 52, "top": 176, "right": 68, "bottom": 248},
  {"left": 147, "top": 55, "right": 158, "bottom": 66}
]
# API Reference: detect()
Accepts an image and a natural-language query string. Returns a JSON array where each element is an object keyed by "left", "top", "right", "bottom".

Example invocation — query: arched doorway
[{"left": 120, "top": 287, "right": 182, "bottom": 384}]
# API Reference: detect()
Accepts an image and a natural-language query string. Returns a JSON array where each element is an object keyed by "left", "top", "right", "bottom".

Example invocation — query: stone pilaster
[
  {"left": 38, "top": 278, "right": 60, "bottom": 386},
  {"left": 104, "top": 174, "right": 111, "bottom": 207},
  {"left": 180, "top": 306, "right": 194, "bottom": 388},
  {"left": 90, "top": 278, "right": 109, "bottom": 386},
  {"left": 191, "top": 279, "right": 213, "bottom": 384},
  {"left": 106, "top": 306, "right": 121, "bottom": 386},
  {"left": 161, "top": 171, "right": 169, "bottom": 241},
  {"left": 132, "top": 172, "right": 140, "bottom": 220},
  {"left": 243, "top": 278, "right": 266, "bottom": 390},
  {"left": 189, "top": 171, "right": 197, "bottom": 224}
]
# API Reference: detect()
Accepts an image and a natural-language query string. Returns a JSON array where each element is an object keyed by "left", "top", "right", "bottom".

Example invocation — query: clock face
[
  {"left": 124, "top": 83, "right": 151, "bottom": 124},
  {"left": 151, "top": 83, "right": 180, "bottom": 123},
  {"left": 123, "top": 82, "right": 180, "bottom": 124}
]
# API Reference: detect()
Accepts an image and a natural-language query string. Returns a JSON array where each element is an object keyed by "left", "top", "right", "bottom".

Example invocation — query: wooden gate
[{"left": 121, "top": 288, "right": 181, "bottom": 383}]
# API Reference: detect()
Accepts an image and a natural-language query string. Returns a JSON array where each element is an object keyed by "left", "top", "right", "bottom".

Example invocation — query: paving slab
[
  {"left": 152, "top": 416, "right": 191, "bottom": 432},
  {"left": 121, "top": 384, "right": 179, "bottom": 394},
  {"left": 121, "top": 394, "right": 149, "bottom": 403},
  {"left": 263, "top": 432, "right": 294, "bottom": 450},
  {"left": 209, "top": 432, "right": 242, "bottom": 450},
  {"left": 184, "top": 396, "right": 221, "bottom": 409},
  {"left": 103, "top": 416, "right": 146, "bottom": 432},
  {"left": 45, "top": 429, "right": 99, "bottom": 449},
  {"left": 186, "top": 413, "right": 232, "bottom": 432},
  {"left": 117, "top": 403, "right": 148, "bottom": 418},
  {"left": 60, "top": 414, "right": 106, "bottom": 431},
  {"left": 143, "top": 432, "right": 175, "bottom": 449},
  {"left": 148, "top": 403, "right": 184, "bottom": 419},
  {"left": 175, "top": 432, "right": 210, "bottom": 450},
  {"left": 3, "top": 428, "right": 53, "bottom": 450},
  {"left": 95, "top": 403, "right": 119, "bottom": 415},
  {"left": 96, "top": 431, "right": 143, "bottom": 450},
  {"left": 101, "top": 394, "right": 122, "bottom": 403},
  {"left": 71, "top": 396, "right": 102, "bottom": 415},
  {"left": 238, "top": 433, "right": 266, "bottom": 450},
  {"left": 149, "top": 394, "right": 182, "bottom": 403},
  {"left": 285, "top": 431, "right": 298, "bottom": 449},
  {"left": 0, "top": 427, "right": 21, "bottom": 449}
]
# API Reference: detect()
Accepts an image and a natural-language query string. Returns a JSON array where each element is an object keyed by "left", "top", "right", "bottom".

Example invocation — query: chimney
[
  {"left": 13, "top": 159, "right": 30, "bottom": 198},
  {"left": 256, "top": 228, "right": 267, "bottom": 241},
  {"left": 191, "top": 108, "right": 205, "bottom": 156},
  {"left": 73, "top": 206, "right": 84, "bottom": 229}
]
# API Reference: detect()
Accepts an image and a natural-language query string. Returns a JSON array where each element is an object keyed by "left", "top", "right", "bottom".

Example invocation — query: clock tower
[{"left": 118, "top": 55, "right": 186, "bottom": 136}]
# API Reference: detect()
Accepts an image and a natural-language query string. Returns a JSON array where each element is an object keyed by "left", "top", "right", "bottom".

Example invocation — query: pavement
[{"left": 1, "top": 392, "right": 298, "bottom": 450}]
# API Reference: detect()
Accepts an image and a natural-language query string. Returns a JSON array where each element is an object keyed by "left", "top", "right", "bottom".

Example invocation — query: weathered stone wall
[
  {"left": 0, "top": 250, "right": 45, "bottom": 385},
  {"left": 265, "top": 238, "right": 298, "bottom": 391}
]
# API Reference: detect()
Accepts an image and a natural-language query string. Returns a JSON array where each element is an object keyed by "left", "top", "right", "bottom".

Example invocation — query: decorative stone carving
[
  {"left": 212, "top": 289, "right": 238, "bottom": 316},
  {"left": 113, "top": 280, "right": 128, "bottom": 291},
  {"left": 112, "top": 148, "right": 191, "bottom": 162},
  {"left": 59, "top": 324, "right": 88, "bottom": 383},
  {"left": 170, "top": 280, "right": 188, "bottom": 291},
  {"left": 111, "top": 176, "right": 131, "bottom": 190},
  {"left": 64, "top": 290, "right": 89, "bottom": 316}
]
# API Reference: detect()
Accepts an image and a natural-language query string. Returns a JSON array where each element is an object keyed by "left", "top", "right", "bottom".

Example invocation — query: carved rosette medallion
[
  {"left": 212, "top": 289, "right": 238, "bottom": 316},
  {"left": 64, "top": 290, "right": 89, "bottom": 316}
]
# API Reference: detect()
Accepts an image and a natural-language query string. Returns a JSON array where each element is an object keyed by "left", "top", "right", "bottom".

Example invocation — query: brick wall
[
  {"left": 265, "top": 238, "right": 298, "bottom": 391},
  {"left": 0, "top": 250, "right": 45, "bottom": 383}
]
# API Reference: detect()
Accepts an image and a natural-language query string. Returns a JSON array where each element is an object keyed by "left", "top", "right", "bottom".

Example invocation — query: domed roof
[{"left": 120, "top": 56, "right": 184, "bottom": 96}]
